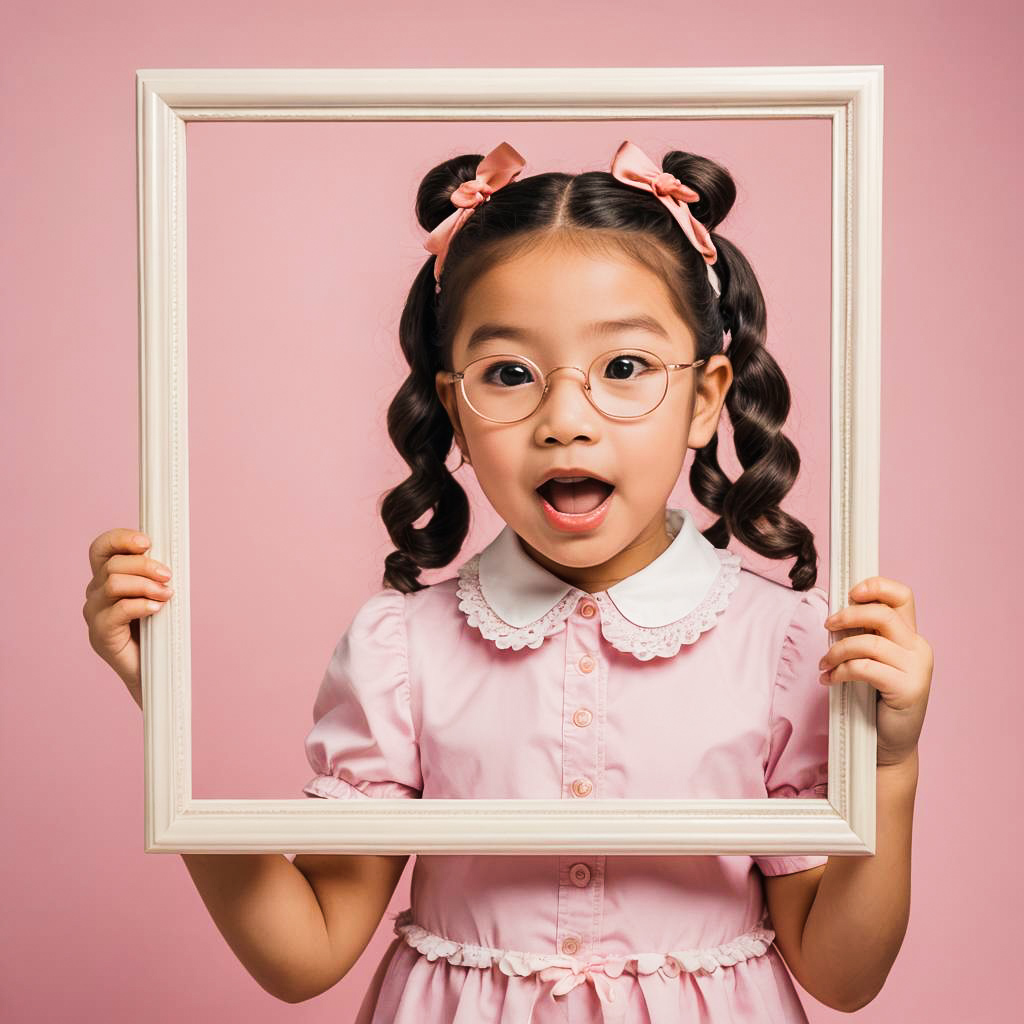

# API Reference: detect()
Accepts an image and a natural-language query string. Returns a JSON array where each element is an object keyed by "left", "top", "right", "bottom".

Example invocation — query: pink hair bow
[
  {"left": 423, "top": 141, "right": 526, "bottom": 292},
  {"left": 609, "top": 140, "right": 722, "bottom": 297}
]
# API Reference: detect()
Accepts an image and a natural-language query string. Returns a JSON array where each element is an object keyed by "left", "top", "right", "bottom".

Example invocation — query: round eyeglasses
[{"left": 442, "top": 348, "right": 706, "bottom": 423}]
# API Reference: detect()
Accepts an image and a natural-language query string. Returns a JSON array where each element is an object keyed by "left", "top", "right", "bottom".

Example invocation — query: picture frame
[{"left": 137, "top": 64, "right": 882, "bottom": 855}]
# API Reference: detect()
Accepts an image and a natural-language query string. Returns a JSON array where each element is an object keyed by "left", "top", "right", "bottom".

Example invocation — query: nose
[{"left": 532, "top": 365, "right": 601, "bottom": 444}]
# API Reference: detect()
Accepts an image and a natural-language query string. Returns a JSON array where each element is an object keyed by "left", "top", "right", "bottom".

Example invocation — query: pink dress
[{"left": 303, "top": 507, "right": 831, "bottom": 1023}]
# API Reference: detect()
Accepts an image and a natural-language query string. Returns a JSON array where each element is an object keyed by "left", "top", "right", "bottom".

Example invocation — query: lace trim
[
  {"left": 391, "top": 908, "right": 775, "bottom": 979},
  {"left": 455, "top": 553, "right": 578, "bottom": 651},
  {"left": 455, "top": 546, "right": 742, "bottom": 661},
  {"left": 594, "top": 548, "right": 742, "bottom": 661}
]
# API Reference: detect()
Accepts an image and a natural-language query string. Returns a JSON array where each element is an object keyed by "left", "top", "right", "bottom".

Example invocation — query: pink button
[
  {"left": 578, "top": 655, "right": 595, "bottom": 673},
  {"left": 572, "top": 707, "right": 593, "bottom": 728},
  {"left": 579, "top": 601, "right": 597, "bottom": 618},
  {"left": 571, "top": 778, "right": 593, "bottom": 798},
  {"left": 569, "top": 862, "right": 591, "bottom": 887},
  {"left": 561, "top": 936, "right": 581, "bottom": 955}
]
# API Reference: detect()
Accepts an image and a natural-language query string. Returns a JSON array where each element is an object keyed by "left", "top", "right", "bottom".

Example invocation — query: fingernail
[
  {"left": 155, "top": 568, "right": 171, "bottom": 580},
  {"left": 134, "top": 534, "right": 149, "bottom": 547}
]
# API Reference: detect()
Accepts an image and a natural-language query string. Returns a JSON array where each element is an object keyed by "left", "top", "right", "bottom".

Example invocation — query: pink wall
[
  {"left": 181, "top": 117, "right": 832, "bottom": 799},
  {"left": 2, "top": 0, "right": 1020, "bottom": 1020}
]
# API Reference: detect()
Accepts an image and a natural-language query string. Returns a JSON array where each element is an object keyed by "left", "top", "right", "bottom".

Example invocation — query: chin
[{"left": 528, "top": 506, "right": 633, "bottom": 565}]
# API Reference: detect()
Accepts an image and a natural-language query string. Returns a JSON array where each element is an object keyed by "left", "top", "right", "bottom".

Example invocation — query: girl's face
[{"left": 435, "top": 239, "right": 733, "bottom": 592}]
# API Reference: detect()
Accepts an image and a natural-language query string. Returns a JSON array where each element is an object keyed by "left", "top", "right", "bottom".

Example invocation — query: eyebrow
[{"left": 465, "top": 314, "right": 672, "bottom": 352}]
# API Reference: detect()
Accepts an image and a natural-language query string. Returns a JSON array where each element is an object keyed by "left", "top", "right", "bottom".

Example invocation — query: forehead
[{"left": 452, "top": 245, "right": 693, "bottom": 362}]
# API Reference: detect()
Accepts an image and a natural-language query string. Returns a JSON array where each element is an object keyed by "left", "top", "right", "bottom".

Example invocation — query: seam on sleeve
[
  {"left": 396, "top": 588, "right": 420, "bottom": 744},
  {"left": 765, "top": 589, "right": 809, "bottom": 771}
]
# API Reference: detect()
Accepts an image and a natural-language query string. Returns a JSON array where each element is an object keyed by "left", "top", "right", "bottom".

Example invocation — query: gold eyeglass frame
[{"left": 442, "top": 348, "right": 707, "bottom": 423}]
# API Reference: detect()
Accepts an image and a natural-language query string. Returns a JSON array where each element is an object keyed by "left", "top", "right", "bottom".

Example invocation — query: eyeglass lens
[{"left": 460, "top": 349, "right": 669, "bottom": 422}]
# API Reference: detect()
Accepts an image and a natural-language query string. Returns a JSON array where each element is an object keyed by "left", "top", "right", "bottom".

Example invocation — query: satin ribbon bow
[
  {"left": 539, "top": 962, "right": 627, "bottom": 1024},
  {"left": 423, "top": 141, "right": 526, "bottom": 291},
  {"left": 609, "top": 139, "right": 722, "bottom": 297}
]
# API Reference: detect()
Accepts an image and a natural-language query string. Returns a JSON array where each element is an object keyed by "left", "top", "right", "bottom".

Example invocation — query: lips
[{"left": 536, "top": 479, "right": 616, "bottom": 532}]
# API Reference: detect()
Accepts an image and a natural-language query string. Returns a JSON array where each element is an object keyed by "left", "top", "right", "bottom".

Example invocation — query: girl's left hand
[{"left": 818, "top": 576, "right": 933, "bottom": 770}]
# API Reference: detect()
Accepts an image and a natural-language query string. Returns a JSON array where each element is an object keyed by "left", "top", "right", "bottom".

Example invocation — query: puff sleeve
[
  {"left": 303, "top": 588, "right": 422, "bottom": 800},
  {"left": 753, "top": 586, "right": 831, "bottom": 877}
]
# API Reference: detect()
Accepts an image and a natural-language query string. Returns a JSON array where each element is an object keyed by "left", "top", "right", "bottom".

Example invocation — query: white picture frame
[{"left": 137, "top": 65, "right": 882, "bottom": 855}]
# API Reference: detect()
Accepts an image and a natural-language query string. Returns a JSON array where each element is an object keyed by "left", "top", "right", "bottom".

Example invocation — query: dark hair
[{"left": 379, "top": 147, "right": 819, "bottom": 594}]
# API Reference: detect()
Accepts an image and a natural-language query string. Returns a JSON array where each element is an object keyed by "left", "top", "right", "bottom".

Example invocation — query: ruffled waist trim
[{"left": 392, "top": 908, "right": 776, "bottom": 979}]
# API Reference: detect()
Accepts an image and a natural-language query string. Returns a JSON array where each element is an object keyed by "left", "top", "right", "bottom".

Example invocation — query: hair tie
[
  {"left": 423, "top": 142, "right": 526, "bottom": 293},
  {"left": 609, "top": 140, "right": 722, "bottom": 297},
  {"left": 423, "top": 139, "right": 722, "bottom": 301}
]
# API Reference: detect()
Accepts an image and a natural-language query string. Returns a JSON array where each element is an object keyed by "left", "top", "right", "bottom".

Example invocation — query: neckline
[{"left": 454, "top": 507, "right": 743, "bottom": 661}]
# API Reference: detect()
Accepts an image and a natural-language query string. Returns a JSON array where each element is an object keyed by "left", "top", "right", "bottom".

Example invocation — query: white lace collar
[{"left": 454, "top": 507, "right": 742, "bottom": 661}]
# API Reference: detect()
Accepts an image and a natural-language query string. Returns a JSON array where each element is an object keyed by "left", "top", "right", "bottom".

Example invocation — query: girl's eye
[
  {"left": 604, "top": 353, "right": 654, "bottom": 380},
  {"left": 482, "top": 362, "right": 535, "bottom": 388}
]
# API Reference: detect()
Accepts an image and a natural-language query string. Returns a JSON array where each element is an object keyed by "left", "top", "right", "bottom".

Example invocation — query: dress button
[
  {"left": 579, "top": 601, "right": 597, "bottom": 618},
  {"left": 571, "top": 777, "right": 593, "bottom": 797},
  {"left": 569, "top": 862, "right": 592, "bottom": 887},
  {"left": 561, "top": 936, "right": 581, "bottom": 955},
  {"left": 572, "top": 707, "right": 593, "bottom": 728},
  {"left": 578, "top": 654, "right": 595, "bottom": 673}
]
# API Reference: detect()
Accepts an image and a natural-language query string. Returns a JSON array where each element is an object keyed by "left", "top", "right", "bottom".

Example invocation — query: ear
[
  {"left": 435, "top": 369, "right": 470, "bottom": 461},
  {"left": 687, "top": 354, "right": 733, "bottom": 449}
]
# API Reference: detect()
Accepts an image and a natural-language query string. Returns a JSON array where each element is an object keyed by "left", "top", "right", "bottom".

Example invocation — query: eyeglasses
[{"left": 442, "top": 348, "right": 706, "bottom": 423}]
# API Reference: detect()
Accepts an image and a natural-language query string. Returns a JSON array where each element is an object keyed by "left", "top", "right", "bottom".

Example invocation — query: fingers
[
  {"left": 102, "top": 552, "right": 172, "bottom": 585},
  {"left": 85, "top": 567, "right": 175, "bottom": 642},
  {"left": 83, "top": 527, "right": 174, "bottom": 631},
  {"left": 84, "top": 567, "right": 174, "bottom": 623},
  {"left": 834, "top": 577, "right": 918, "bottom": 633},
  {"left": 101, "top": 569, "right": 174, "bottom": 607},
  {"left": 87, "top": 530, "right": 172, "bottom": 590},
  {"left": 818, "top": 631, "right": 914, "bottom": 678},
  {"left": 91, "top": 590, "right": 171, "bottom": 635},
  {"left": 824, "top": 591, "right": 917, "bottom": 648},
  {"left": 88, "top": 528, "right": 153, "bottom": 578}
]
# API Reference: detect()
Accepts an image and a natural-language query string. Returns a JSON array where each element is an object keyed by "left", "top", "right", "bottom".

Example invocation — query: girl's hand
[
  {"left": 818, "top": 577, "right": 933, "bottom": 770},
  {"left": 83, "top": 528, "right": 174, "bottom": 707}
]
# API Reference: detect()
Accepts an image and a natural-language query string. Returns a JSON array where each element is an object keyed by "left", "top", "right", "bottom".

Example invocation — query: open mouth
[{"left": 536, "top": 477, "right": 616, "bottom": 515}]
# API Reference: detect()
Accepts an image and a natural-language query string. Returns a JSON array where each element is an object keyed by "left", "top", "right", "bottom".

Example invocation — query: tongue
[{"left": 545, "top": 479, "right": 612, "bottom": 514}]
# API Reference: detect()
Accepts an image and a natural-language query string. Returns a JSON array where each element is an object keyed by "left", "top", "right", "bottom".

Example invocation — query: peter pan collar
[{"left": 454, "top": 507, "right": 742, "bottom": 661}]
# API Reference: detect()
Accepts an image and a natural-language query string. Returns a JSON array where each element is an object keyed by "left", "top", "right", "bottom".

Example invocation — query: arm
[
  {"left": 765, "top": 754, "right": 918, "bottom": 1012},
  {"left": 766, "top": 575, "right": 929, "bottom": 1013},
  {"left": 87, "top": 535, "right": 409, "bottom": 1004},
  {"left": 127, "top": 693, "right": 407, "bottom": 1004},
  {"left": 799, "top": 754, "right": 918, "bottom": 1012},
  {"left": 181, "top": 850, "right": 409, "bottom": 1004}
]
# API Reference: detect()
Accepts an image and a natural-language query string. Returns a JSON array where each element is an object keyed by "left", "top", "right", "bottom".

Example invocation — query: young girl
[{"left": 85, "top": 139, "right": 932, "bottom": 1022}]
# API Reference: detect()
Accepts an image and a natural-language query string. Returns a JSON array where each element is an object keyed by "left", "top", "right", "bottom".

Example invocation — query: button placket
[{"left": 556, "top": 600, "right": 606, "bottom": 957}]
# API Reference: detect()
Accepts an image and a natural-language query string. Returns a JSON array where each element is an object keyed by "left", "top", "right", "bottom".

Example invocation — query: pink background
[
  {"left": 2, "top": 0, "right": 1019, "bottom": 1021},
  {"left": 184, "top": 117, "right": 831, "bottom": 799}
]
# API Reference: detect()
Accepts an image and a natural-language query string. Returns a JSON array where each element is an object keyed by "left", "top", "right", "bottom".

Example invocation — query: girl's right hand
[{"left": 83, "top": 528, "right": 174, "bottom": 708}]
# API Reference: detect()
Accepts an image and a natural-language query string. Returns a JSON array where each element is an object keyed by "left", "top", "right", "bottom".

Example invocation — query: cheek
[
  {"left": 464, "top": 429, "right": 525, "bottom": 488},
  {"left": 625, "top": 416, "right": 690, "bottom": 471}
]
